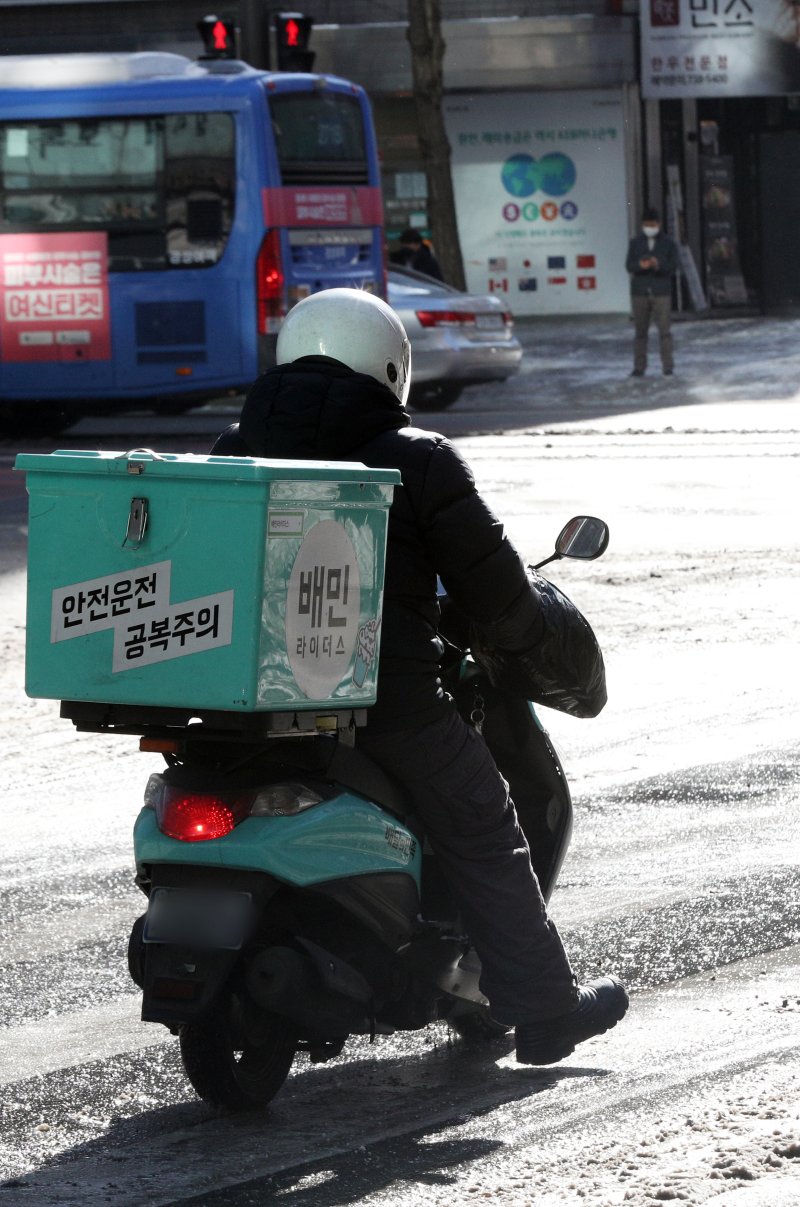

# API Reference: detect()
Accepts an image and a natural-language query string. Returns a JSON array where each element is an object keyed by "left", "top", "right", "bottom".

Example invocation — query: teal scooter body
[
  {"left": 125, "top": 515, "right": 607, "bottom": 1112},
  {"left": 133, "top": 791, "right": 422, "bottom": 887}
]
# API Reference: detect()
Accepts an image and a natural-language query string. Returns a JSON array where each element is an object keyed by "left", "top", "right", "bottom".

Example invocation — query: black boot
[{"left": 515, "top": 975, "right": 629, "bottom": 1065}]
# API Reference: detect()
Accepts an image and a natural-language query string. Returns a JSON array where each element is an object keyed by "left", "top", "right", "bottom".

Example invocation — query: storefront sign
[
  {"left": 0, "top": 231, "right": 111, "bottom": 362},
  {"left": 700, "top": 156, "right": 748, "bottom": 305},
  {"left": 444, "top": 91, "right": 629, "bottom": 315},
  {"left": 643, "top": 0, "right": 800, "bottom": 98}
]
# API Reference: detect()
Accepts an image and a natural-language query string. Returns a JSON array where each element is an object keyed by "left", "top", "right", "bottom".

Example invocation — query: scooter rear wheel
[{"left": 180, "top": 993, "right": 298, "bottom": 1111}]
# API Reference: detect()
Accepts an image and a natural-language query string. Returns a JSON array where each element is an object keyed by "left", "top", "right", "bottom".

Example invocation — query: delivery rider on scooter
[{"left": 212, "top": 289, "right": 628, "bottom": 1065}]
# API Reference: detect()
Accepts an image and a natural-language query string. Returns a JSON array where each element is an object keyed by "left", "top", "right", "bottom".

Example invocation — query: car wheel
[{"left": 408, "top": 383, "right": 463, "bottom": 412}]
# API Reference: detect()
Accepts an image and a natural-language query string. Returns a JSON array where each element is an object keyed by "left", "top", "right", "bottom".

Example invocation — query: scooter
[{"left": 116, "top": 516, "right": 608, "bottom": 1110}]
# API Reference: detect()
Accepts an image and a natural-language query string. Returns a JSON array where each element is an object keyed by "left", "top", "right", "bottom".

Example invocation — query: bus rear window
[
  {"left": 0, "top": 113, "right": 235, "bottom": 271},
  {"left": 269, "top": 92, "right": 368, "bottom": 185}
]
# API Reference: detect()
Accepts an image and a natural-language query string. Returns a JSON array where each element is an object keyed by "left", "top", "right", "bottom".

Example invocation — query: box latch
[
  {"left": 123, "top": 448, "right": 162, "bottom": 475},
  {"left": 124, "top": 497, "right": 149, "bottom": 546}
]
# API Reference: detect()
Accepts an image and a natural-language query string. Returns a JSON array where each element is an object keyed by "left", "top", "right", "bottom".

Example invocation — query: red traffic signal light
[
  {"left": 197, "top": 14, "right": 237, "bottom": 59},
  {"left": 275, "top": 12, "right": 315, "bottom": 71}
]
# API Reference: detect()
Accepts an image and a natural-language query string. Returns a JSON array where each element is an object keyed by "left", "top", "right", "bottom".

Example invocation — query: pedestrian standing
[
  {"left": 625, "top": 207, "right": 679, "bottom": 377},
  {"left": 389, "top": 228, "right": 445, "bottom": 282}
]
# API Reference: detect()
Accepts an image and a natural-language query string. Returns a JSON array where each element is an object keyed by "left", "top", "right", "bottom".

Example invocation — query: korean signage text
[
  {"left": 643, "top": 0, "right": 800, "bottom": 98},
  {"left": 445, "top": 92, "right": 629, "bottom": 316},
  {"left": 285, "top": 519, "right": 367, "bottom": 698},
  {"left": 262, "top": 186, "right": 383, "bottom": 227},
  {"left": 51, "top": 560, "right": 234, "bottom": 672},
  {"left": 0, "top": 231, "right": 111, "bottom": 362}
]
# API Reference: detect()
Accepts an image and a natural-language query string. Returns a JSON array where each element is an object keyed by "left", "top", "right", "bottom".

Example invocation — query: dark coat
[
  {"left": 389, "top": 243, "right": 445, "bottom": 282},
  {"left": 211, "top": 360, "right": 540, "bottom": 731},
  {"left": 625, "top": 231, "right": 678, "bottom": 297}
]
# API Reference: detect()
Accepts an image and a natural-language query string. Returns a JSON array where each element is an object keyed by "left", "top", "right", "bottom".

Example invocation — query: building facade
[{"left": 3, "top": 1, "right": 798, "bottom": 311}]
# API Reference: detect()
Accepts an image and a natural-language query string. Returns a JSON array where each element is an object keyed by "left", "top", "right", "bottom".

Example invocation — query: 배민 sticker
[{"left": 285, "top": 519, "right": 362, "bottom": 698}]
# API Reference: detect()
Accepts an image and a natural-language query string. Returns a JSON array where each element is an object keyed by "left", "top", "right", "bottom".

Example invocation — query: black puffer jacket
[{"left": 212, "top": 358, "right": 542, "bottom": 731}]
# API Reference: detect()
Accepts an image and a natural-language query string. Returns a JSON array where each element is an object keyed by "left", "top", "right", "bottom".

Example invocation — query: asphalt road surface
[{"left": 1, "top": 313, "right": 799, "bottom": 1205}]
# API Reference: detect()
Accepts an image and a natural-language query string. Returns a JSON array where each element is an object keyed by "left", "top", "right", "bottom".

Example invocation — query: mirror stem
[{"left": 531, "top": 553, "right": 562, "bottom": 572}]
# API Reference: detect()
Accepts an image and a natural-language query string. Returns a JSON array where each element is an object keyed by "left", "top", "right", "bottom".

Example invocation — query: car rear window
[{"left": 388, "top": 272, "right": 452, "bottom": 298}]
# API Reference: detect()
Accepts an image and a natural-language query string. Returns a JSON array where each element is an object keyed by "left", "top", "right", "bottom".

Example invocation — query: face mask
[{"left": 642, "top": 225, "right": 659, "bottom": 237}]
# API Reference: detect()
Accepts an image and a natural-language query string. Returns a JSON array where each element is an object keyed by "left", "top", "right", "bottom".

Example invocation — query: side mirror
[
  {"left": 555, "top": 515, "right": 609, "bottom": 561},
  {"left": 533, "top": 516, "right": 609, "bottom": 571}
]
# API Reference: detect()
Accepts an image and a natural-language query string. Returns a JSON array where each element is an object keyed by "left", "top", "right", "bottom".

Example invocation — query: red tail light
[
  {"left": 157, "top": 791, "right": 253, "bottom": 842},
  {"left": 416, "top": 310, "right": 476, "bottom": 328},
  {"left": 256, "top": 229, "right": 285, "bottom": 334}
]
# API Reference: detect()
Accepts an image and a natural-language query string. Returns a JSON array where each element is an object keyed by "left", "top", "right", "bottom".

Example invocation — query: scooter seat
[{"left": 326, "top": 742, "right": 411, "bottom": 823}]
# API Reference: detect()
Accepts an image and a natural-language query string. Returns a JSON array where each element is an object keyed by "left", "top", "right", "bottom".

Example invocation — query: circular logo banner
[
  {"left": 501, "top": 152, "right": 577, "bottom": 199},
  {"left": 285, "top": 519, "right": 361, "bottom": 698}
]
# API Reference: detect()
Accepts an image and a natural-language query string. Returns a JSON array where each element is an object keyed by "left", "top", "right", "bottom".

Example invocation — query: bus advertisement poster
[
  {"left": 0, "top": 231, "right": 111, "bottom": 362},
  {"left": 262, "top": 186, "right": 383, "bottom": 227}
]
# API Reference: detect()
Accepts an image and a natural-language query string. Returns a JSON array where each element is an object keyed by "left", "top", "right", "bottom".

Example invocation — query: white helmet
[{"left": 277, "top": 288, "right": 412, "bottom": 406}]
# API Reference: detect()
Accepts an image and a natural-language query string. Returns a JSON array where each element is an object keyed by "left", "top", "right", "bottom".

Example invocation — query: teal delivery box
[{"left": 16, "top": 450, "right": 399, "bottom": 713}]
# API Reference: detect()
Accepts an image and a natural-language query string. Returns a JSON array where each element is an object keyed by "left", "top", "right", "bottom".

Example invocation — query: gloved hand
[{"left": 471, "top": 570, "right": 607, "bottom": 719}]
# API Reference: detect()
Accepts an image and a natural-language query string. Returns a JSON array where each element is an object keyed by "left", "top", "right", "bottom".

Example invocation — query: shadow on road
[{"left": 0, "top": 1033, "right": 608, "bottom": 1204}]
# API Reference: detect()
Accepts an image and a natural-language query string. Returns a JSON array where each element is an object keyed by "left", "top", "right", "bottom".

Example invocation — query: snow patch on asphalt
[{"left": 392, "top": 1055, "right": 800, "bottom": 1206}]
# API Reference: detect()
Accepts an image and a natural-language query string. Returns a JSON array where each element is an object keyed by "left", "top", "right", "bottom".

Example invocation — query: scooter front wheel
[{"left": 180, "top": 992, "right": 298, "bottom": 1111}]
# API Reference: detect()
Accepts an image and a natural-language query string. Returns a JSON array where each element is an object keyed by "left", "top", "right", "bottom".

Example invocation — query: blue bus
[{"left": 0, "top": 53, "right": 385, "bottom": 431}]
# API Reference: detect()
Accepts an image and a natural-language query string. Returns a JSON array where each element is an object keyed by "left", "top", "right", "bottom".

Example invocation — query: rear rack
[{"left": 60, "top": 700, "right": 367, "bottom": 742}]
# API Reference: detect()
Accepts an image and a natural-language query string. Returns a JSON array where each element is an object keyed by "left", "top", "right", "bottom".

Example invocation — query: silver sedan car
[{"left": 387, "top": 266, "right": 523, "bottom": 411}]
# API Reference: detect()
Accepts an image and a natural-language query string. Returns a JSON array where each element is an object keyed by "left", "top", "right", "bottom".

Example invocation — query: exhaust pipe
[{"left": 245, "top": 944, "right": 373, "bottom": 1034}]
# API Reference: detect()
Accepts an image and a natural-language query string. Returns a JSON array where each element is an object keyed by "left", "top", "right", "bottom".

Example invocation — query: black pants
[{"left": 359, "top": 707, "right": 576, "bottom": 1025}]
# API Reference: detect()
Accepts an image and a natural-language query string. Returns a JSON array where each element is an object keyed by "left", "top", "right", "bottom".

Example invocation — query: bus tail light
[{"left": 257, "top": 230, "right": 285, "bottom": 334}]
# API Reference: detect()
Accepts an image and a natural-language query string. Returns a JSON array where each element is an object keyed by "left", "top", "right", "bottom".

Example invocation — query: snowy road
[{"left": 1, "top": 313, "right": 799, "bottom": 1205}]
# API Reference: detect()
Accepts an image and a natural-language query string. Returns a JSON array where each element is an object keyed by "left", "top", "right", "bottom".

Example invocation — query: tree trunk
[{"left": 406, "top": 0, "right": 466, "bottom": 291}]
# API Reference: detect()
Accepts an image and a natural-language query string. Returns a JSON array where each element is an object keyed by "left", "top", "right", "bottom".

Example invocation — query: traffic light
[
  {"left": 275, "top": 12, "right": 315, "bottom": 71},
  {"left": 197, "top": 14, "right": 237, "bottom": 59}
]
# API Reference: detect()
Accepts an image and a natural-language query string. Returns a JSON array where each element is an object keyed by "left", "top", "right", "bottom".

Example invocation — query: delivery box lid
[{"left": 14, "top": 448, "right": 401, "bottom": 487}]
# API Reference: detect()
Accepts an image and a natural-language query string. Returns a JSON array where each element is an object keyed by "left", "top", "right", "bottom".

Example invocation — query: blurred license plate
[
  {"left": 143, "top": 887, "right": 252, "bottom": 950},
  {"left": 475, "top": 313, "right": 503, "bottom": 330}
]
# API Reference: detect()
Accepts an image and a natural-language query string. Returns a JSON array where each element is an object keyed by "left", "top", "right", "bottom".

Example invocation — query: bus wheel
[
  {"left": 154, "top": 401, "right": 198, "bottom": 416},
  {"left": 0, "top": 405, "right": 78, "bottom": 438}
]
